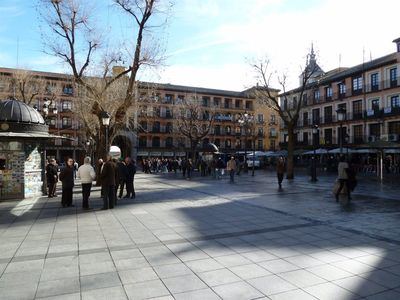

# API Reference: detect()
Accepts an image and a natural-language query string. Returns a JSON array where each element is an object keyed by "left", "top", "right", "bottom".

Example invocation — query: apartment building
[
  {"left": 0, "top": 67, "right": 279, "bottom": 160},
  {"left": 136, "top": 84, "right": 280, "bottom": 158},
  {"left": 0, "top": 67, "right": 85, "bottom": 162},
  {"left": 280, "top": 38, "right": 400, "bottom": 149}
]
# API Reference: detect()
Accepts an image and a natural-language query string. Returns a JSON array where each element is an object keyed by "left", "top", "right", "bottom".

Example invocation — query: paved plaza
[{"left": 0, "top": 171, "right": 400, "bottom": 300}]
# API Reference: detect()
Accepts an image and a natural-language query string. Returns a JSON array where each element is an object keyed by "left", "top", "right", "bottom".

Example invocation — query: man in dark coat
[
  {"left": 59, "top": 158, "right": 74, "bottom": 207},
  {"left": 125, "top": 157, "right": 137, "bottom": 199},
  {"left": 100, "top": 155, "right": 117, "bottom": 210},
  {"left": 46, "top": 158, "right": 58, "bottom": 197},
  {"left": 116, "top": 158, "right": 128, "bottom": 199},
  {"left": 276, "top": 156, "right": 286, "bottom": 190}
]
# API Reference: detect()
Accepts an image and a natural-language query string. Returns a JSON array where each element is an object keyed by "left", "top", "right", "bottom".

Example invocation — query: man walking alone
[
  {"left": 116, "top": 158, "right": 128, "bottom": 199},
  {"left": 276, "top": 156, "right": 285, "bottom": 190},
  {"left": 227, "top": 156, "right": 237, "bottom": 183},
  {"left": 125, "top": 157, "right": 136, "bottom": 199}
]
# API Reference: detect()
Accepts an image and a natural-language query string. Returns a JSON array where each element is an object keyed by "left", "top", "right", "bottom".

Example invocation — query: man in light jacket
[
  {"left": 77, "top": 157, "right": 96, "bottom": 210},
  {"left": 227, "top": 156, "right": 237, "bottom": 183}
]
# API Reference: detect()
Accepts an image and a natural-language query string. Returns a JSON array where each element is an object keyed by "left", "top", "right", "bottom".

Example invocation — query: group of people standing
[{"left": 46, "top": 155, "right": 136, "bottom": 210}]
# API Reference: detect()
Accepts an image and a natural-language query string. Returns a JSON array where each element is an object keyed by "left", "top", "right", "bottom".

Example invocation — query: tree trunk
[
  {"left": 190, "top": 140, "right": 197, "bottom": 160},
  {"left": 286, "top": 124, "right": 295, "bottom": 179},
  {"left": 95, "top": 124, "right": 109, "bottom": 162}
]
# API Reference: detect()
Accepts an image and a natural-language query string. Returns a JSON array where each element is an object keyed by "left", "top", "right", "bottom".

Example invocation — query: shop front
[{"left": 0, "top": 99, "right": 53, "bottom": 200}]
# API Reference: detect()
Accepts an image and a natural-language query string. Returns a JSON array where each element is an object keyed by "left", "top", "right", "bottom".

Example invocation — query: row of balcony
[
  {"left": 284, "top": 79, "right": 400, "bottom": 110},
  {"left": 140, "top": 96, "right": 254, "bottom": 110},
  {"left": 49, "top": 124, "right": 80, "bottom": 130},
  {"left": 287, "top": 107, "right": 400, "bottom": 129},
  {"left": 138, "top": 113, "right": 268, "bottom": 123},
  {"left": 280, "top": 133, "right": 400, "bottom": 148},
  {"left": 139, "top": 141, "right": 268, "bottom": 151},
  {"left": 139, "top": 128, "right": 277, "bottom": 139}
]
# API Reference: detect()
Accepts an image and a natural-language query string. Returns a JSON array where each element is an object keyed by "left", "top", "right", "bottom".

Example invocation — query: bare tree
[
  {"left": 1, "top": 69, "right": 60, "bottom": 105},
  {"left": 175, "top": 96, "right": 215, "bottom": 159},
  {"left": 38, "top": 0, "right": 170, "bottom": 160},
  {"left": 251, "top": 55, "right": 318, "bottom": 179}
]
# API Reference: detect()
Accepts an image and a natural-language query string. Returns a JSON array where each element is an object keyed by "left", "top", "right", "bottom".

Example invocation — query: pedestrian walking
[
  {"left": 125, "top": 157, "right": 137, "bottom": 199},
  {"left": 182, "top": 158, "right": 187, "bottom": 178},
  {"left": 187, "top": 159, "right": 193, "bottom": 179},
  {"left": 73, "top": 160, "right": 79, "bottom": 179},
  {"left": 335, "top": 155, "right": 351, "bottom": 202},
  {"left": 276, "top": 156, "right": 285, "bottom": 189},
  {"left": 216, "top": 157, "right": 225, "bottom": 179},
  {"left": 100, "top": 155, "right": 117, "bottom": 210},
  {"left": 59, "top": 158, "right": 74, "bottom": 208},
  {"left": 77, "top": 157, "right": 96, "bottom": 210},
  {"left": 46, "top": 158, "right": 58, "bottom": 197},
  {"left": 227, "top": 156, "right": 237, "bottom": 183},
  {"left": 116, "top": 158, "right": 128, "bottom": 198}
]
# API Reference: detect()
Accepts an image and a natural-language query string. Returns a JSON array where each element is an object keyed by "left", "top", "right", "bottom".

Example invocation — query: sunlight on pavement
[{"left": 10, "top": 197, "right": 40, "bottom": 217}]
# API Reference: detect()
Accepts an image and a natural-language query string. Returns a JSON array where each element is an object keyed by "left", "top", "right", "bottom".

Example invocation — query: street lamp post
[
  {"left": 252, "top": 138, "right": 255, "bottom": 176},
  {"left": 336, "top": 107, "right": 346, "bottom": 155},
  {"left": 237, "top": 112, "right": 254, "bottom": 174},
  {"left": 35, "top": 101, "right": 58, "bottom": 195},
  {"left": 101, "top": 111, "right": 111, "bottom": 158},
  {"left": 311, "top": 124, "right": 319, "bottom": 182}
]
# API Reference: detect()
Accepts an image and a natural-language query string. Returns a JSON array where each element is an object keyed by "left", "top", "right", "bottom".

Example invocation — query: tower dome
[{"left": 0, "top": 98, "right": 48, "bottom": 133}]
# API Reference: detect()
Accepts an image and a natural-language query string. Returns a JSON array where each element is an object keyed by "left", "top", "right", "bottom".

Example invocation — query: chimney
[
  {"left": 112, "top": 66, "right": 126, "bottom": 77},
  {"left": 393, "top": 37, "right": 400, "bottom": 53}
]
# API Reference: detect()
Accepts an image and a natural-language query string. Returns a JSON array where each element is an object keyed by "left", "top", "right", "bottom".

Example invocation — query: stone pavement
[{"left": 0, "top": 171, "right": 400, "bottom": 300}]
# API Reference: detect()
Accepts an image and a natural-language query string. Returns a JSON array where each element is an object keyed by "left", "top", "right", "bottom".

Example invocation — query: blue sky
[{"left": 1, "top": 0, "right": 400, "bottom": 90}]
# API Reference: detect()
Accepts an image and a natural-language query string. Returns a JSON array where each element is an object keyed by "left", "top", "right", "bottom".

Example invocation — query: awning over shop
[{"left": 304, "top": 148, "right": 329, "bottom": 155}]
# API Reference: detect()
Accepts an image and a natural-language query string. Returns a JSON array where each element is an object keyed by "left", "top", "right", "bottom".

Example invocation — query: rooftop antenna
[{"left": 362, "top": 46, "right": 365, "bottom": 65}]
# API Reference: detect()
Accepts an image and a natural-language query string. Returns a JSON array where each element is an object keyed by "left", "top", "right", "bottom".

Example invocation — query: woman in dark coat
[{"left": 59, "top": 158, "right": 75, "bottom": 207}]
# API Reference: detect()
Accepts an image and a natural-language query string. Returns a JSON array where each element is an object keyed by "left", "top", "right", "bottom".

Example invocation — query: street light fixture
[
  {"left": 101, "top": 111, "right": 111, "bottom": 157},
  {"left": 34, "top": 101, "right": 58, "bottom": 195},
  {"left": 336, "top": 106, "right": 346, "bottom": 155},
  {"left": 311, "top": 124, "right": 319, "bottom": 182},
  {"left": 237, "top": 112, "right": 255, "bottom": 175},
  {"left": 42, "top": 103, "right": 49, "bottom": 115}
]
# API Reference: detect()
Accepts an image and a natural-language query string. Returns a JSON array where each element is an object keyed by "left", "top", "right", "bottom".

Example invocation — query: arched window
[
  {"left": 165, "top": 137, "right": 173, "bottom": 148},
  {"left": 152, "top": 122, "right": 160, "bottom": 133},
  {"left": 139, "top": 136, "right": 147, "bottom": 148},
  {"left": 152, "top": 137, "right": 160, "bottom": 148},
  {"left": 235, "top": 139, "right": 242, "bottom": 149},
  {"left": 225, "top": 126, "right": 231, "bottom": 135},
  {"left": 166, "top": 122, "right": 173, "bottom": 133},
  {"left": 202, "top": 138, "right": 209, "bottom": 147},
  {"left": 225, "top": 139, "right": 231, "bottom": 148}
]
